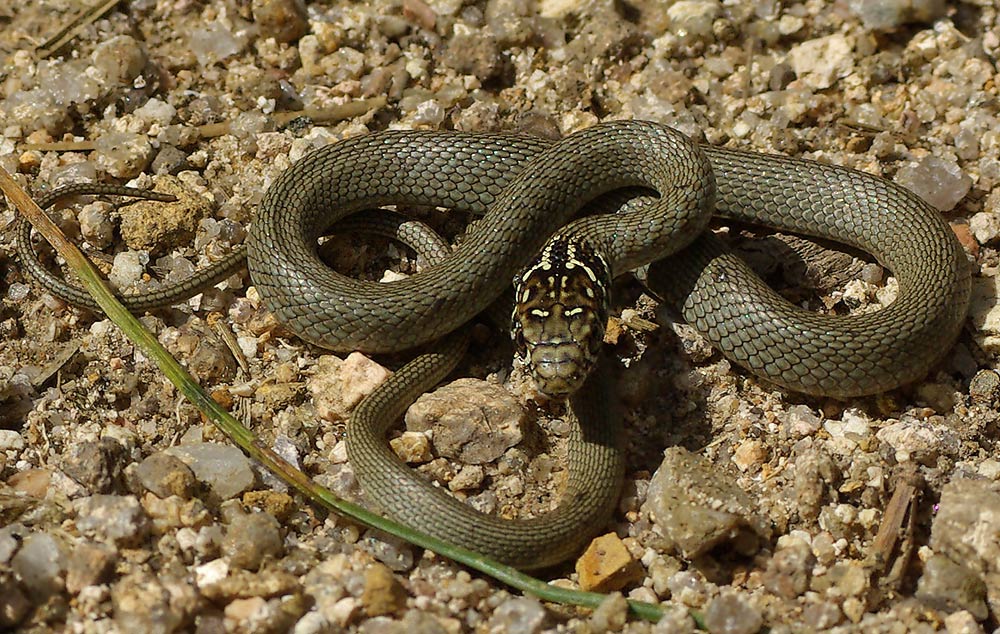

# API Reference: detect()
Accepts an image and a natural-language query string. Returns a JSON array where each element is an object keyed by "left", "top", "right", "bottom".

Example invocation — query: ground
[{"left": 1, "top": 1, "right": 1000, "bottom": 633}]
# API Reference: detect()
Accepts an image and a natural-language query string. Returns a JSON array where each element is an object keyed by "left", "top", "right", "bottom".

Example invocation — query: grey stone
[
  {"left": 969, "top": 370, "right": 1000, "bottom": 404},
  {"left": 703, "top": 592, "right": 763, "bottom": 634},
  {"left": 222, "top": 511, "right": 284, "bottom": 571},
  {"left": 164, "top": 442, "right": 256, "bottom": 501},
  {"left": 762, "top": 538, "right": 815, "bottom": 599},
  {"left": 850, "top": 0, "right": 947, "bottom": 30},
  {"left": 488, "top": 596, "right": 547, "bottom": 634},
  {"left": 916, "top": 554, "right": 988, "bottom": 621},
  {"left": 895, "top": 156, "right": 973, "bottom": 212},
  {"left": 74, "top": 494, "right": 150, "bottom": 546},
  {"left": 10, "top": 531, "right": 66, "bottom": 599},
  {"left": 643, "top": 447, "right": 770, "bottom": 558},
  {"left": 930, "top": 478, "right": 1000, "bottom": 577}
]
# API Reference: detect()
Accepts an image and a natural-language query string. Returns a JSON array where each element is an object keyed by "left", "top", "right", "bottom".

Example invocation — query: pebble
[
  {"left": 5, "top": 282, "right": 30, "bottom": 303},
  {"left": 0, "top": 429, "right": 25, "bottom": 451},
  {"left": 782, "top": 404, "right": 823, "bottom": 438},
  {"left": 875, "top": 419, "right": 960, "bottom": 465},
  {"left": 821, "top": 561, "right": 870, "bottom": 597},
  {"left": 108, "top": 250, "right": 148, "bottom": 291},
  {"left": 223, "top": 597, "right": 267, "bottom": 627},
  {"left": 134, "top": 451, "right": 198, "bottom": 499},
  {"left": 118, "top": 176, "right": 213, "bottom": 255},
  {"left": 916, "top": 381, "right": 958, "bottom": 413},
  {"left": 953, "top": 222, "right": 979, "bottom": 258},
  {"left": 389, "top": 431, "right": 433, "bottom": 464},
  {"left": 488, "top": 596, "right": 547, "bottom": 634},
  {"left": 731, "top": 439, "right": 767, "bottom": 473},
  {"left": 327, "top": 596, "right": 360, "bottom": 628},
  {"left": 8, "top": 468, "right": 52, "bottom": 498},
  {"left": 151, "top": 144, "right": 189, "bottom": 175},
  {"left": 667, "top": 571, "right": 710, "bottom": 608},
  {"left": 200, "top": 567, "right": 299, "bottom": 604},
  {"left": 405, "top": 378, "right": 525, "bottom": 464},
  {"left": 0, "top": 575, "right": 30, "bottom": 629},
  {"left": 361, "top": 563, "right": 407, "bottom": 617},
  {"left": 62, "top": 438, "right": 126, "bottom": 494},
  {"left": 65, "top": 541, "right": 117, "bottom": 594},
  {"left": 11, "top": 531, "right": 66, "bottom": 599},
  {"left": 309, "top": 353, "right": 391, "bottom": 422},
  {"left": 360, "top": 530, "right": 415, "bottom": 572},
  {"left": 666, "top": 1, "right": 721, "bottom": 43},
  {"left": 976, "top": 459, "right": 1000, "bottom": 480},
  {"left": 195, "top": 558, "right": 230, "bottom": 588},
  {"left": 251, "top": 0, "right": 309, "bottom": 43},
  {"left": 90, "top": 34, "right": 146, "bottom": 88},
  {"left": 78, "top": 202, "right": 114, "bottom": 249},
  {"left": 133, "top": 97, "right": 176, "bottom": 127},
  {"left": 969, "top": 369, "right": 1000, "bottom": 404},
  {"left": 895, "top": 156, "right": 973, "bottom": 212},
  {"left": 761, "top": 537, "right": 815, "bottom": 599},
  {"left": 916, "top": 554, "right": 989, "bottom": 620},
  {"left": 74, "top": 495, "right": 150, "bottom": 546},
  {"left": 164, "top": 322, "right": 238, "bottom": 384},
  {"left": 643, "top": 447, "right": 769, "bottom": 558},
  {"left": 850, "top": 0, "right": 947, "bottom": 30},
  {"left": 702, "top": 592, "right": 763, "bottom": 634},
  {"left": 930, "top": 478, "right": 1000, "bottom": 578},
  {"left": 800, "top": 602, "right": 843, "bottom": 629},
  {"left": 651, "top": 605, "right": 697, "bottom": 633},
  {"left": 970, "top": 275, "right": 1000, "bottom": 353},
  {"left": 443, "top": 31, "right": 501, "bottom": 82},
  {"left": 222, "top": 511, "right": 284, "bottom": 571},
  {"left": 588, "top": 592, "right": 628, "bottom": 634},
  {"left": 575, "top": 532, "right": 642, "bottom": 592},
  {"left": 111, "top": 571, "right": 195, "bottom": 632},
  {"left": 969, "top": 212, "right": 1000, "bottom": 245},
  {"left": 189, "top": 21, "right": 248, "bottom": 67},
  {"left": 447, "top": 464, "right": 484, "bottom": 492},
  {"left": 164, "top": 443, "right": 256, "bottom": 502},
  {"left": 243, "top": 490, "right": 295, "bottom": 522},
  {"left": 943, "top": 610, "right": 986, "bottom": 634},
  {"left": 823, "top": 409, "right": 872, "bottom": 455},
  {"left": 94, "top": 131, "right": 153, "bottom": 179},
  {"left": 788, "top": 34, "right": 855, "bottom": 90}
]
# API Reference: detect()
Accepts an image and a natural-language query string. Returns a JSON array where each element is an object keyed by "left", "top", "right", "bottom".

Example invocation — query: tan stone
[
  {"left": 576, "top": 533, "right": 643, "bottom": 592},
  {"left": 361, "top": 563, "right": 407, "bottom": 616}
]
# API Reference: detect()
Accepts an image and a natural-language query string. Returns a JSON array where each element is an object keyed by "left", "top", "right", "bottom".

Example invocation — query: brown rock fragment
[
  {"left": 576, "top": 533, "right": 643, "bottom": 592},
  {"left": 361, "top": 563, "right": 408, "bottom": 616}
]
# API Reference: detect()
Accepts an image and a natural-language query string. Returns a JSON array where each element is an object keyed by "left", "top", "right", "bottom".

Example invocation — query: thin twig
[{"left": 36, "top": 0, "right": 123, "bottom": 59}]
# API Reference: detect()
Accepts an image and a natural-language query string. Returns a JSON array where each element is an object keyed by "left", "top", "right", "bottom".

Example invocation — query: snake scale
[{"left": 16, "top": 120, "right": 971, "bottom": 568}]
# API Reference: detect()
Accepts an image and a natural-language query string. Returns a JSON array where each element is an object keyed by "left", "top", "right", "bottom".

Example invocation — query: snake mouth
[{"left": 527, "top": 342, "right": 594, "bottom": 398}]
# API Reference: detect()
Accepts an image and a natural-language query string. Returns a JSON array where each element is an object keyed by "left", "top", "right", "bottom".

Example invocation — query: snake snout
[{"left": 526, "top": 342, "right": 592, "bottom": 398}]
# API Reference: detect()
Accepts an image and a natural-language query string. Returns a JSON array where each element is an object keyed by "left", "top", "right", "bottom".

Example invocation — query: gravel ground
[{"left": 2, "top": 1, "right": 1000, "bottom": 633}]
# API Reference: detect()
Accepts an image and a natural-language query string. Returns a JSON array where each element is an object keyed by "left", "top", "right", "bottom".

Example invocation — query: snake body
[{"left": 17, "top": 120, "right": 971, "bottom": 568}]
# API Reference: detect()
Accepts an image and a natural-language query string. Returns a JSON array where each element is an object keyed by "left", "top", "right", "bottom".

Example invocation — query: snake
[{"left": 14, "top": 120, "right": 971, "bottom": 569}]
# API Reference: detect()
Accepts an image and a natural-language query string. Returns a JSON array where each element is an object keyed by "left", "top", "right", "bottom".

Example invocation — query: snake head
[{"left": 512, "top": 235, "right": 611, "bottom": 399}]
